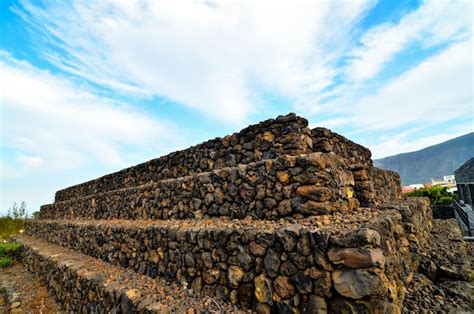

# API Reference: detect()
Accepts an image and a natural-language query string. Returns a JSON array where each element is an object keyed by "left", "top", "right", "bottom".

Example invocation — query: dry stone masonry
[{"left": 14, "top": 113, "right": 470, "bottom": 313}]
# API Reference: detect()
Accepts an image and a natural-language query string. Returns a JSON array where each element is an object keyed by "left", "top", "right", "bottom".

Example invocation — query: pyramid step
[
  {"left": 25, "top": 207, "right": 423, "bottom": 312},
  {"left": 311, "top": 128, "right": 402, "bottom": 206},
  {"left": 14, "top": 235, "right": 239, "bottom": 313},
  {"left": 55, "top": 113, "right": 312, "bottom": 202},
  {"left": 311, "top": 127, "right": 373, "bottom": 167},
  {"left": 40, "top": 153, "right": 358, "bottom": 220}
]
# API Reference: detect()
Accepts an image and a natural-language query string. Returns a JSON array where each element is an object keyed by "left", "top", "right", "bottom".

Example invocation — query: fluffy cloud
[
  {"left": 0, "top": 53, "right": 182, "bottom": 175},
  {"left": 14, "top": 0, "right": 375, "bottom": 123},
  {"left": 346, "top": 0, "right": 472, "bottom": 82},
  {"left": 350, "top": 39, "right": 472, "bottom": 132},
  {"left": 16, "top": 155, "right": 43, "bottom": 168}
]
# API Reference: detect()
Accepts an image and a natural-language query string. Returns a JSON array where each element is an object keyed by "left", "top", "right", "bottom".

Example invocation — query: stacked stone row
[
  {"left": 43, "top": 115, "right": 403, "bottom": 221},
  {"left": 311, "top": 127, "right": 402, "bottom": 207},
  {"left": 55, "top": 114, "right": 313, "bottom": 202},
  {"left": 311, "top": 128, "right": 373, "bottom": 167},
  {"left": 17, "top": 235, "right": 235, "bottom": 313},
  {"left": 41, "top": 153, "right": 358, "bottom": 220},
  {"left": 26, "top": 204, "right": 430, "bottom": 313}
]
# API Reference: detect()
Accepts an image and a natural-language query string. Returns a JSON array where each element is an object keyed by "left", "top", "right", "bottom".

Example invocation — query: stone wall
[
  {"left": 310, "top": 128, "right": 402, "bottom": 207},
  {"left": 372, "top": 168, "right": 402, "bottom": 205},
  {"left": 311, "top": 128, "right": 372, "bottom": 168},
  {"left": 352, "top": 166, "right": 402, "bottom": 207},
  {"left": 41, "top": 153, "right": 358, "bottom": 220},
  {"left": 55, "top": 114, "right": 312, "bottom": 202},
  {"left": 42, "top": 116, "right": 404, "bottom": 220},
  {"left": 26, "top": 205, "right": 431, "bottom": 313},
  {"left": 379, "top": 198, "right": 432, "bottom": 272},
  {"left": 17, "top": 235, "right": 233, "bottom": 313}
]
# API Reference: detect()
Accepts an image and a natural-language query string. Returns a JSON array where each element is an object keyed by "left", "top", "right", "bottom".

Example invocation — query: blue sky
[{"left": 0, "top": 0, "right": 472, "bottom": 215}]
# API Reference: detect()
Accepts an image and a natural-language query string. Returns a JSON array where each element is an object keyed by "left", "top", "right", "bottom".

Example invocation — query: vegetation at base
[
  {"left": 0, "top": 202, "right": 30, "bottom": 267},
  {"left": 0, "top": 242, "right": 22, "bottom": 268},
  {"left": 0, "top": 242, "right": 23, "bottom": 256},
  {"left": 0, "top": 216, "right": 25, "bottom": 241},
  {"left": 0, "top": 256, "right": 12, "bottom": 268},
  {"left": 0, "top": 202, "right": 37, "bottom": 241},
  {"left": 405, "top": 186, "right": 456, "bottom": 205}
]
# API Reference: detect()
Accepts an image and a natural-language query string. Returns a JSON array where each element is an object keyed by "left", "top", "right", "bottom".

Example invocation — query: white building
[
  {"left": 431, "top": 175, "right": 456, "bottom": 188},
  {"left": 443, "top": 175, "right": 456, "bottom": 185},
  {"left": 409, "top": 184, "right": 424, "bottom": 190}
]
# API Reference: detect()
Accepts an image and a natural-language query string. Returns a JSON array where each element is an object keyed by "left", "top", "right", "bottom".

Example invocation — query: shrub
[
  {"left": 406, "top": 186, "right": 454, "bottom": 205},
  {"left": 0, "top": 242, "right": 22, "bottom": 268},
  {"left": 437, "top": 196, "right": 454, "bottom": 206}
]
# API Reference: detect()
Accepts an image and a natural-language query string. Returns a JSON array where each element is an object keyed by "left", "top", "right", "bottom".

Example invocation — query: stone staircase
[{"left": 16, "top": 113, "right": 434, "bottom": 313}]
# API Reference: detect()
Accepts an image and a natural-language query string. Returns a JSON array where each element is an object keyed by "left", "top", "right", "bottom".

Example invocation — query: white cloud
[
  {"left": 309, "top": 117, "right": 350, "bottom": 129},
  {"left": 349, "top": 38, "right": 473, "bottom": 132},
  {"left": 0, "top": 54, "right": 183, "bottom": 175},
  {"left": 346, "top": 0, "right": 472, "bottom": 82},
  {"left": 14, "top": 0, "right": 375, "bottom": 123},
  {"left": 17, "top": 155, "right": 43, "bottom": 168}
]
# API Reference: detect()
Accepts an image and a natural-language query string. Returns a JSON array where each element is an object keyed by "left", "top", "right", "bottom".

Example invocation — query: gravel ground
[
  {"left": 403, "top": 219, "right": 474, "bottom": 313},
  {"left": 0, "top": 261, "right": 60, "bottom": 313}
]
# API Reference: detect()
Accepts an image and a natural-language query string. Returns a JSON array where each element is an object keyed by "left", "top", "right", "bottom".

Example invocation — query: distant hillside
[{"left": 374, "top": 133, "right": 474, "bottom": 185}]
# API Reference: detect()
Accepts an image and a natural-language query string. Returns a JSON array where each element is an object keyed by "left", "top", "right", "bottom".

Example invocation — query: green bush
[
  {"left": 406, "top": 186, "right": 454, "bottom": 205},
  {"left": 0, "top": 256, "right": 12, "bottom": 268},
  {"left": 0, "top": 242, "right": 22, "bottom": 257},
  {"left": 0, "top": 242, "right": 22, "bottom": 268},
  {"left": 437, "top": 196, "right": 454, "bottom": 205}
]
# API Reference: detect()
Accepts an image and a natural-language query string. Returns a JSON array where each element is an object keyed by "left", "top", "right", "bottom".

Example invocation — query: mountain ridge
[{"left": 374, "top": 132, "right": 474, "bottom": 185}]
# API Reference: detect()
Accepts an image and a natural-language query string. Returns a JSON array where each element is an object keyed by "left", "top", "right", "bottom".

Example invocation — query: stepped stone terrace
[{"left": 12, "top": 113, "right": 472, "bottom": 313}]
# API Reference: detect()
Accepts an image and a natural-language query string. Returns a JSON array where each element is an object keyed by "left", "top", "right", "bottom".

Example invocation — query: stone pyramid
[{"left": 16, "top": 113, "right": 434, "bottom": 313}]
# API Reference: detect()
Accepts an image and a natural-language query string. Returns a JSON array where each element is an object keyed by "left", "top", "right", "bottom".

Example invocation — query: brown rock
[
  {"left": 214, "top": 188, "right": 224, "bottom": 204},
  {"left": 328, "top": 248, "right": 385, "bottom": 268},
  {"left": 229, "top": 289, "right": 239, "bottom": 304},
  {"left": 228, "top": 266, "right": 245, "bottom": 287},
  {"left": 296, "top": 186, "right": 332, "bottom": 202},
  {"left": 274, "top": 276, "right": 296, "bottom": 299},
  {"left": 301, "top": 295, "right": 327, "bottom": 314},
  {"left": 277, "top": 171, "right": 290, "bottom": 184},
  {"left": 203, "top": 268, "right": 221, "bottom": 285},
  {"left": 255, "top": 303, "right": 271, "bottom": 314},
  {"left": 296, "top": 200, "right": 333, "bottom": 215},
  {"left": 332, "top": 269, "right": 384, "bottom": 299},
  {"left": 263, "top": 131, "right": 275, "bottom": 142},
  {"left": 249, "top": 241, "right": 266, "bottom": 257},
  {"left": 277, "top": 199, "right": 292, "bottom": 215},
  {"left": 352, "top": 170, "right": 370, "bottom": 181},
  {"left": 264, "top": 248, "right": 280, "bottom": 278},
  {"left": 254, "top": 273, "right": 273, "bottom": 303}
]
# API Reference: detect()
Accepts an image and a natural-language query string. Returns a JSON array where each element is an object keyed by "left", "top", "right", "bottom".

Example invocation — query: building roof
[{"left": 454, "top": 157, "right": 474, "bottom": 183}]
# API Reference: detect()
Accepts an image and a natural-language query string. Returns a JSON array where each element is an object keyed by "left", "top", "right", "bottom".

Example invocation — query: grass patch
[
  {"left": 0, "top": 242, "right": 22, "bottom": 256},
  {"left": 0, "top": 242, "right": 22, "bottom": 268},
  {"left": 0, "top": 256, "right": 12, "bottom": 268}
]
